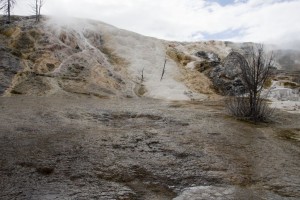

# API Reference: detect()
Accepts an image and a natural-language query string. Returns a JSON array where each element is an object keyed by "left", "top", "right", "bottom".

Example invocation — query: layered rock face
[
  {"left": 191, "top": 51, "right": 246, "bottom": 95},
  {"left": 0, "top": 16, "right": 131, "bottom": 98}
]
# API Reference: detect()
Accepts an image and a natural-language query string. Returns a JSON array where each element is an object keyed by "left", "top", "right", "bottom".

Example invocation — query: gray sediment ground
[{"left": 0, "top": 96, "right": 299, "bottom": 199}]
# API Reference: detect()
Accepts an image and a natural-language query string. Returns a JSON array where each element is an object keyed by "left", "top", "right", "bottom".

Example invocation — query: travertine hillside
[{"left": 0, "top": 16, "right": 299, "bottom": 104}]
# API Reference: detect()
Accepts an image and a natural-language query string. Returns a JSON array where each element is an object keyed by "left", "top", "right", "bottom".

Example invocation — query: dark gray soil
[{"left": 0, "top": 96, "right": 299, "bottom": 199}]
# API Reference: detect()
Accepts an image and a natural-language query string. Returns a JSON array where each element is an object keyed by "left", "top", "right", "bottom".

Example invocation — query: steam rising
[{"left": 13, "top": 0, "right": 300, "bottom": 50}]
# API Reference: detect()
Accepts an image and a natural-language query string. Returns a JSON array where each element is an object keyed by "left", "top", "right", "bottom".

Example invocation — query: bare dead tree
[
  {"left": 141, "top": 68, "right": 144, "bottom": 83},
  {"left": 137, "top": 68, "right": 145, "bottom": 83},
  {"left": 160, "top": 56, "right": 167, "bottom": 81},
  {"left": 225, "top": 45, "right": 274, "bottom": 122},
  {"left": 0, "top": 0, "right": 16, "bottom": 23},
  {"left": 31, "top": 0, "right": 44, "bottom": 22},
  {"left": 38, "top": 0, "right": 44, "bottom": 22}
]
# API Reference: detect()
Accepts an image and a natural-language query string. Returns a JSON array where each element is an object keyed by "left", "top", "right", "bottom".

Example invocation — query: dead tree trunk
[
  {"left": 0, "top": 0, "right": 16, "bottom": 24},
  {"left": 160, "top": 56, "right": 167, "bottom": 81},
  {"left": 7, "top": 0, "right": 10, "bottom": 23},
  {"left": 35, "top": 0, "right": 38, "bottom": 21},
  {"left": 32, "top": 0, "right": 44, "bottom": 22}
]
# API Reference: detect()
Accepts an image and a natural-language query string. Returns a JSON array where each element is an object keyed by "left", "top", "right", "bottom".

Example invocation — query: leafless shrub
[
  {"left": 225, "top": 96, "right": 274, "bottom": 122},
  {"left": 225, "top": 45, "right": 275, "bottom": 122}
]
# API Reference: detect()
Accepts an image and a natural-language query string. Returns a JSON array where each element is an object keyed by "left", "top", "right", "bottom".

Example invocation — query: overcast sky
[{"left": 13, "top": 0, "right": 300, "bottom": 49}]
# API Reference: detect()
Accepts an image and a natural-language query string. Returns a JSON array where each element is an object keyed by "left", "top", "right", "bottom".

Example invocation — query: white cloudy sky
[{"left": 13, "top": 0, "right": 300, "bottom": 48}]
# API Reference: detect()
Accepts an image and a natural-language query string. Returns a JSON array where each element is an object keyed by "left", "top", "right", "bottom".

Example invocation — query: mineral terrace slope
[
  {"left": 1, "top": 16, "right": 299, "bottom": 104},
  {"left": 0, "top": 16, "right": 215, "bottom": 100}
]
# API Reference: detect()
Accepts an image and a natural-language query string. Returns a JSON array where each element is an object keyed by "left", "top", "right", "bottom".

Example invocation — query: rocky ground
[{"left": 0, "top": 95, "right": 299, "bottom": 200}]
